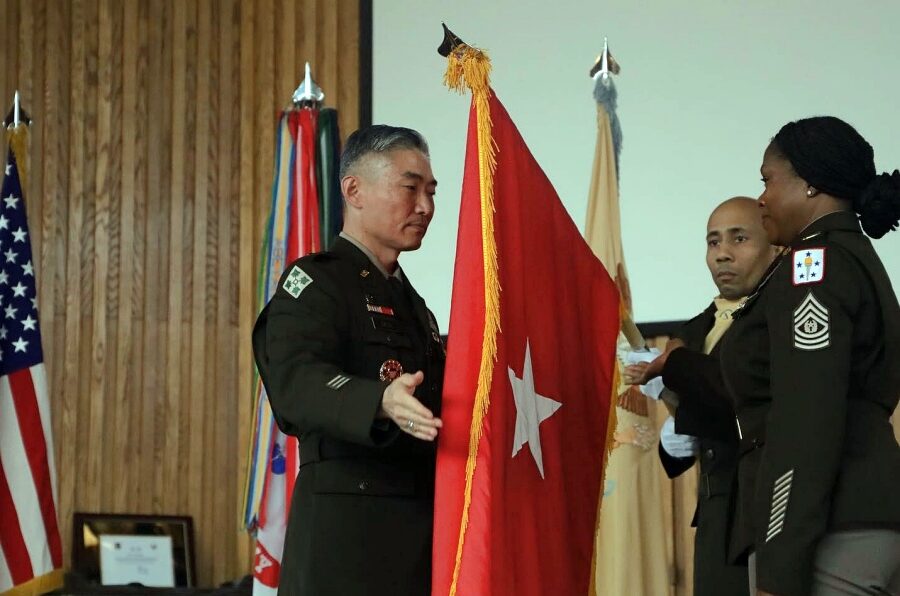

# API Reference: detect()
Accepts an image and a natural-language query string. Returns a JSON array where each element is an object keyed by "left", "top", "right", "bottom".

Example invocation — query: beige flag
[{"left": 587, "top": 76, "right": 674, "bottom": 596}]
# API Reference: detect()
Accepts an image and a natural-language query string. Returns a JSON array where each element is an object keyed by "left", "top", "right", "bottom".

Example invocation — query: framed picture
[{"left": 72, "top": 512, "right": 196, "bottom": 588}]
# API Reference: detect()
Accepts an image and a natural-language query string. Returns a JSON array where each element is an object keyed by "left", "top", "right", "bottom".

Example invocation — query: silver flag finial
[
  {"left": 292, "top": 62, "right": 325, "bottom": 106},
  {"left": 4, "top": 90, "right": 32, "bottom": 129},
  {"left": 589, "top": 37, "right": 621, "bottom": 82}
]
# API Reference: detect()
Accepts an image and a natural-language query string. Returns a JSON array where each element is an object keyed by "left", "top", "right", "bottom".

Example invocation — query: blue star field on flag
[{"left": 0, "top": 149, "right": 44, "bottom": 376}]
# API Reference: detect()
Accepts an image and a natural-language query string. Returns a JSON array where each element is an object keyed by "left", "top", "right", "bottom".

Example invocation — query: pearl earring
[{"left": 806, "top": 188, "right": 814, "bottom": 197}]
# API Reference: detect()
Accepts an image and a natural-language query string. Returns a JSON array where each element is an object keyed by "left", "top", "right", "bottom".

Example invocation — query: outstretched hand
[{"left": 379, "top": 371, "right": 443, "bottom": 441}]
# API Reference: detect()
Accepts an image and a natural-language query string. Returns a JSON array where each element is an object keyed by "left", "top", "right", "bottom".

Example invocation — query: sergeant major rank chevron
[{"left": 793, "top": 291, "right": 830, "bottom": 351}]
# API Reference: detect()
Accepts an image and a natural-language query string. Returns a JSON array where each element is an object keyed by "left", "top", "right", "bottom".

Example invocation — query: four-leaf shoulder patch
[{"left": 283, "top": 265, "right": 313, "bottom": 298}]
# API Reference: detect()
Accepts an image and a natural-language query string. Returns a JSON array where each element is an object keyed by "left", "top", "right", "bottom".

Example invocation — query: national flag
[
  {"left": 0, "top": 126, "right": 64, "bottom": 595},
  {"left": 585, "top": 59, "right": 673, "bottom": 595},
  {"left": 432, "top": 40, "right": 621, "bottom": 596}
]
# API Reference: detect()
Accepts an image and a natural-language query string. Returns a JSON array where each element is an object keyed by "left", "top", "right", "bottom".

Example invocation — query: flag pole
[
  {"left": 587, "top": 42, "right": 644, "bottom": 350},
  {"left": 4, "top": 92, "right": 32, "bottom": 188},
  {"left": 438, "top": 24, "right": 500, "bottom": 596}
]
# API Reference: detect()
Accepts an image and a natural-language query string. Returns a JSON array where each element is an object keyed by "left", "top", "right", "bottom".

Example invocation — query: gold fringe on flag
[
  {"left": 2, "top": 568, "right": 64, "bottom": 596},
  {"left": 443, "top": 42, "right": 500, "bottom": 596},
  {"left": 588, "top": 299, "right": 624, "bottom": 595},
  {"left": 6, "top": 124, "right": 29, "bottom": 188}
]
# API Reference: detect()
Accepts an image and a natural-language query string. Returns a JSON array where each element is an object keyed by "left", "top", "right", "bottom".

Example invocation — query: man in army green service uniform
[
  {"left": 252, "top": 125, "right": 446, "bottom": 596},
  {"left": 627, "top": 197, "right": 777, "bottom": 596}
]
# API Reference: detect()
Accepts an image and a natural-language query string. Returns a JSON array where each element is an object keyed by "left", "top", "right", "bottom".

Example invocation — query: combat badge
[
  {"left": 793, "top": 291, "right": 829, "bottom": 350},
  {"left": 792, "top": 248, "right": 825, "bottom": 285},
  {"left": 379, "top": 359, "right": 403, "bottom": 382},
  {"left": 283, "top": 265, "right": 313, "bottom": 298}
]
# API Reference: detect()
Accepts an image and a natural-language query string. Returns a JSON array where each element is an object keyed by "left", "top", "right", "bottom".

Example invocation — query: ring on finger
[{"left": 406, "top": 419, "right": 415, "bottom": 431}]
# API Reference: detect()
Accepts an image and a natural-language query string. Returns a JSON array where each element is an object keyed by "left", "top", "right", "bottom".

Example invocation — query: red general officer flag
[{"left": 433, "top": 41, "right": 621, "bottom": 596}]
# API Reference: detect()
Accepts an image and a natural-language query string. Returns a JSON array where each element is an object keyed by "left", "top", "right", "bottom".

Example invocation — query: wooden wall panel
[{"left": 1, "top": 0, "right": 363, "bottom": 586}]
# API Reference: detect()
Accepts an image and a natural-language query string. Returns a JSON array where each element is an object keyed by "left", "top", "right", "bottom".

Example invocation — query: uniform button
[
  {"left": 386, "top": 336, "right": 393, "bottom": 343},
  {"left": 431, "top": 384, "right": 437, "bottom": 392},
  {"left": 358, "top": 480, "right": 369, "bottom": 491},
  {"left": 704, "top": 448, "right": 715, "bottom": 460}
]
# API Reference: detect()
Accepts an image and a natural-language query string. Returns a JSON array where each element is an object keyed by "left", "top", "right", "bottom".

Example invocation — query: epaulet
[
  {"left": 682, "top": 301, "right": 715, "bottom": 325},
  {"left": 276, "top": 251, "right": 341, "bottom": 299},
  {"left": 309, "top": 251, "right": 336, "bottom": 262},
  {"left": 674, "top": 302, "right": 715, "bottom": 341},
  {"left": 292, "top": 250, "right": 339, "bottom": 271}
]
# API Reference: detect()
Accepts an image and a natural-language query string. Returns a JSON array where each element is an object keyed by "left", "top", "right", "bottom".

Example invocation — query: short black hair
[{"left": 339, "top": 125, "right": 429, "bottom": 180}]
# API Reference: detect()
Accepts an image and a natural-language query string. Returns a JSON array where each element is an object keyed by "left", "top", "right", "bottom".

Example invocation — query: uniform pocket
[
  {"left": 312, "top": 458, "right": 416, "bottom": 497},
  {"left": 362, "top": 327, "right": 413, "bottom": 350}
]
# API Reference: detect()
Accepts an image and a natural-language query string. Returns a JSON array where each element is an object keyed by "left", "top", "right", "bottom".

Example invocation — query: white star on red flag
[{"left": 508, "top": 340, "right": 562, "bottom": 479}]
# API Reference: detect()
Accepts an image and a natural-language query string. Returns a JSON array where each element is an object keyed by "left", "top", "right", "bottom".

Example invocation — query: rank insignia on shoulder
[
  {"left": 283, "top": 265, "right": 313, "bottom": 298},
  {"left": 793, "top": 291, "right": 829, "bottom": 351},
  {"left": 367, "top": 304, "right": 395, "bottom": 316},
  {"left": 792, "top": 247, "right": 825, "bottom": 285}
]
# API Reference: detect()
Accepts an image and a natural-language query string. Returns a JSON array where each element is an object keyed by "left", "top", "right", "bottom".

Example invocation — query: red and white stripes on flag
[
  {"left": 1, "top": 365, "right": 61, "bottom": 590},
  {"left": 0, "top": 143, "right": 63, "bottom": 593}
]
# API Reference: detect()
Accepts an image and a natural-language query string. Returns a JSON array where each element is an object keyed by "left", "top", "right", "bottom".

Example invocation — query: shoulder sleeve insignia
[
  {"left": 283, "top": 265, "right": 313, "bottom": 299},
  {"left": 792, "top": 247, "right": 826, "bottom": 285},
  {"left": 793, "top": 291, "right": 829, "bottom": 351}
]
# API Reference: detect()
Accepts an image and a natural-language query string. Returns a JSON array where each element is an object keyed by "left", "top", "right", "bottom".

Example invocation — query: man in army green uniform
[
  {"left": 252, "top": 125, "right": 446, "bottom": 595},
  {"left": 627, "top": 197, "right": 777, "bottom": 595}
]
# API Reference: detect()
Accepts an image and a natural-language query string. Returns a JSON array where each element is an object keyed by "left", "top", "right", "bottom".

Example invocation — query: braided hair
[{"left": 771, "top": 116, "right": 900, "bottom": 239}]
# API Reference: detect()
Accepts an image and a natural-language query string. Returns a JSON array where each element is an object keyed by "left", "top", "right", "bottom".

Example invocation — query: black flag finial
[{"left": 437, "top": 23, "right": 466, "bottom": 57}]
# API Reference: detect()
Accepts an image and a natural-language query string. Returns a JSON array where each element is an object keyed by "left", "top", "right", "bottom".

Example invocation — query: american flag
[{"left": 0, "top": 145, "right": 62, "bottom": 591}]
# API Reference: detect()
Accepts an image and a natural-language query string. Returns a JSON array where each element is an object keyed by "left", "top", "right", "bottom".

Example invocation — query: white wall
[{"left": 374, "top": 0, "right": 900, "bottom": 328}]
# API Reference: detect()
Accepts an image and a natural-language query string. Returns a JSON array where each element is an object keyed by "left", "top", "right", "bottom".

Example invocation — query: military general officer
[{"left": 253, "top": 125, "right": 446, "bottom": 596}]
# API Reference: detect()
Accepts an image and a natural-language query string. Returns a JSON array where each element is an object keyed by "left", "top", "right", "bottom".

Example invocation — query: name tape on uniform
[
  {"left": 792, "top": 248, "right": 825, "bottom": 285},
  {"left": 793, "top": 291, "right": 830, "bottom": 351},
  {"left": 283, "top": 266, "right": 313, "bottom": 299}
]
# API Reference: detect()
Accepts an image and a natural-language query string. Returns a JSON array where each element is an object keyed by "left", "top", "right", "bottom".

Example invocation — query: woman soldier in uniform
[
  {"left": 724, "top": 116, "right": 900, "bottom": 595},
  {"left": 644, "top": 116, "right": 900, "bottom": 595}
]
